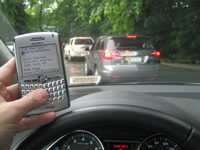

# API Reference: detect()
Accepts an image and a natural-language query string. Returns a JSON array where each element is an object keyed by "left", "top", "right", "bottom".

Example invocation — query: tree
[
  {"left": 74, "top": 0, "right": 200, "bottom": 60},
  {"left": 0, "top": 0, "right": 30, "bottom": 36}
]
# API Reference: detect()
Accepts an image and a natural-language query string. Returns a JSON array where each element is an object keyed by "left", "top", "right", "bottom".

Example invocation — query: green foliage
[
  {"left": 75, "top": 0, "right": 200, "bottom": 60},
  {"left": 1, "top": 0, "right": 200, "bottom": 60},
  {"left": 0, "top": 0, "right": 30, "bottom": 35}
]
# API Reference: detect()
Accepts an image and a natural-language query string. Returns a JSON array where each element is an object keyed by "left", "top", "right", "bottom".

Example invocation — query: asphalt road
[{"left": 64, "top": 58, "right": 200, "bottom": 84}]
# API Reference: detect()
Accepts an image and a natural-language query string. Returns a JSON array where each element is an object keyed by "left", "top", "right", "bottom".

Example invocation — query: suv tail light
[
  {"left": 103, "top": 52, "right": 121, "bottom": 59},
  {"left": 150, "top": 51, "right": 160, "bottom": 58}
]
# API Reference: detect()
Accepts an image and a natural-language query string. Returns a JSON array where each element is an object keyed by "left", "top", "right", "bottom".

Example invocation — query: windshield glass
[
  {"left": 0, "top": 0, "right": 200, "bottom": 86},
  {"left": 75, "top": 39, "right": 93, "bottom": 45},
  {"left": 108, "top": 37, "right": 154, "bottom": 50}
]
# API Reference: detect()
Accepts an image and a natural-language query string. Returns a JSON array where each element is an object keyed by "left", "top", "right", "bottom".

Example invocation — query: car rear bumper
[
  {"left": 71, "top": 52, "right": 87, "bottom": 57},
  {"left": 99, "top": 64, "right": 160, "bottom": 82}
]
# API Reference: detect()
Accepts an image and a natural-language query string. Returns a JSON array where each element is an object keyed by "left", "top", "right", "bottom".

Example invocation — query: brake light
[
  {"left": 150, "top": 51, "right": 160, "bottom": 58},
  {"left": 126, "top": 35, "right": 137, "bottom": 38},
  {"left": 61, "top": 46, "right": 64, "bottom": 50},
  {"left": 72, "top": 45, "right": 74, "bottom": 51},
  {"left": 103, "top": 52, "right": 121, "bottom": 59}
]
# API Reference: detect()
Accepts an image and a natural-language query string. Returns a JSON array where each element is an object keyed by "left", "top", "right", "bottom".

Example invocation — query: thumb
[{"left": 13, "top": 89, "right": 47, "bottom": 116}]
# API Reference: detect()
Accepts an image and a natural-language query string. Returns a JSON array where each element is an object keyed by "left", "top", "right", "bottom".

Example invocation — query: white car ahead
[{"left": 64, "top": 37, "right": 94, "bottom": 61}]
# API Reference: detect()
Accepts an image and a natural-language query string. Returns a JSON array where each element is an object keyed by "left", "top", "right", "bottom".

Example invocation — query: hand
[{"left": 0, "top": 58, "right": 56, "bottom": 150}]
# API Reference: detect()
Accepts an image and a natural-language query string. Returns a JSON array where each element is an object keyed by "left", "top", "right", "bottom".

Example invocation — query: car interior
[
  {"left": 1, "top": 1, "right": 200, "bottom": 149},
  {"left": 0, "top": 39, "right": 200, "bottom": 149}
]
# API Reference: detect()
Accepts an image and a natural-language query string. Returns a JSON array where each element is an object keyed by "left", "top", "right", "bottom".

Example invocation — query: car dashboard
[{"left": 12, "top": 84, "right": 200, "bottom": 150}]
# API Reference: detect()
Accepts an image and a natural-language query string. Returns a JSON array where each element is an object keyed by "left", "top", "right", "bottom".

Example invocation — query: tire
[{"left": 85, "top": 61, "right": 93, "bottom": 75}]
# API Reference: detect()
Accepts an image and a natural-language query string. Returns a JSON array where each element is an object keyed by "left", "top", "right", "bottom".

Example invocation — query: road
[{"left": 64, "top": 58, "right": 200, "bottom": 84}]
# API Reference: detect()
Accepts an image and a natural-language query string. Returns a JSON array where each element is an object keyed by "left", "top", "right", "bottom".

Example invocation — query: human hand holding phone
[{"left": 0, "top": 58, "right": 56, "bottom": 150}]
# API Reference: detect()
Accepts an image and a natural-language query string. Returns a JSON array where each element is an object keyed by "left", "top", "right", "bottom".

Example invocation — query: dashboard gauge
[
  {"left": 47, "top": 130, "right": 104, "bottom": 150},
  {"left": 137, "top": 134, "right": 185, "bottom": 150}
]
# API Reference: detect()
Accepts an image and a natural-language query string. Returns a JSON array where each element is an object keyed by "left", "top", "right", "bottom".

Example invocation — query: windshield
[
  {"left": 0, "top": 0, "right": 200, "bottom": 86},
  {"left": 108, "top": 37, "right": 154, "bottom": 50},
  {"left": 75, "top": 39, "right": 93, "bottom": 45}
]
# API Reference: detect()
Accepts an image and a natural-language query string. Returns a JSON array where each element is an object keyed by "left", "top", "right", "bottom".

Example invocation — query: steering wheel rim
[{"left": 13, "top": 90, "right": 200, "bottom": 150}]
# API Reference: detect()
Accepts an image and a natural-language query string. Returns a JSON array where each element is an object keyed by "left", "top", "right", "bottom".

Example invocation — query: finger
[
  {"left": 17, "top": 112, "right": 56, "bottom": 133},
  {"left": 0, "top": 57, "right": 16, "bottom": 87},
  {"left": 12, "top": 89, "right": 48, "bottom": 116},
  {"left": 7, "top": 84, "right": 20, "bottom": 101}
]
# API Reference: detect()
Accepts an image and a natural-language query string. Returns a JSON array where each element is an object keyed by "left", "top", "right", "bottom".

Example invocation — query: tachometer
[
  {"left": 137, "top": 134, "right": 185, "bottom": 150},
  {"left": 47, "top": 130, "right": 104, "bottom": 150}
]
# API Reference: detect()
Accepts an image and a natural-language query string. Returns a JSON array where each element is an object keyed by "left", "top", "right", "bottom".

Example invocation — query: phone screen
[{"left": 20, "top": 44, "right": 60, "bottom": 75}]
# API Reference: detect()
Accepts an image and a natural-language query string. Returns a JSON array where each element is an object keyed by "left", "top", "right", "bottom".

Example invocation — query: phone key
[
  {"left": 26, "top": 90, "right": 30, "bottom": 94},
  {"left": 58, "top": 91, "right": 62, "bottom": 96},
  {"left": 30, "top": 84, "right": 34, "bottom": 90},
  {"left": 21, "top": 84, "right": 25, "bottom": 90},
  {"left": 48, "top": 87, "right": 53, "bottom": 93},
  {"left": 39, "top": 84, "right": 43, "bottom": 88},
  {"left": 53, "top": 97, "right": 58, "bottom": 102},
  {"left": 48, "top": 82, "right": 52, "bottom": 87},
  {"left": 53, "top": 87, "right": 57, "bottom": 92},
  {"left": 54, "top": 92, "right": 58, "bottom": 97},
  {"left": 61, "top": 84, "right": 65, "bottom": 89},
  {"left": 61, "top": 79, "right": 65, "bottom": 84},
  {"left": 58, "top": 96, "right": 63, "bottom": 101},
  {"left": 62, "top": 89, "right": 66, "bottom": 95},
  {"left": 57, "top": 85, "right": 61, "bottom": 91},
  {"left": 52, "top": 81, "right": 56, "bottom": 86},
  {"left": 21, "top": 90, "right": 26, "bottom": 95},
  {"left": 34, "top": 84, "right": 38, "bottom": 89},
  {"left": 25, "top": 84, "right": 29, "bottom": 90},
  {"left": 56, "top": 80, "right": 60, "bottom": 85},
  {"left": 43, "top": 83, "right": 48, "bottom": 88}
]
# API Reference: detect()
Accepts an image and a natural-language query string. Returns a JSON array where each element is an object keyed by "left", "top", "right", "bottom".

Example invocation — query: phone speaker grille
[{"left": 29, "top": 37, "right": 45, "bottom": 41}]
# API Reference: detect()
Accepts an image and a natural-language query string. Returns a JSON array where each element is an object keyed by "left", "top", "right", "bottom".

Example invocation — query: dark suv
[{"left": 85, "top": 35, "right": 160, "bottom": 82}]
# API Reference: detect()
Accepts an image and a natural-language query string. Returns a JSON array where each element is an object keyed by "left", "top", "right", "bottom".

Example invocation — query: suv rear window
[
  {"left": 108, "top": 37, "right": 153, "bottom": 51},
  {"left": 75, "top": 39, "right": 93, "bottom": 45}
]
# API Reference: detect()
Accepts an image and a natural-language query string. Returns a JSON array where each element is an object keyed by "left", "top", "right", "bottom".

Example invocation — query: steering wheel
[{"left": 13, "top": 90, "right": 200, "bottom": 150}]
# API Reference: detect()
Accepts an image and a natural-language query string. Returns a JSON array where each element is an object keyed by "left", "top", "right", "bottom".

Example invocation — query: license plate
[{"left": 130, "top": 57, "right": 142, "bottom": 62}]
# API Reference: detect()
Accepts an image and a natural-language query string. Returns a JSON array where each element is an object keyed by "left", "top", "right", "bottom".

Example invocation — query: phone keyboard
[{"left": 20, "top": 77, "right": 67, "bottom": 104}]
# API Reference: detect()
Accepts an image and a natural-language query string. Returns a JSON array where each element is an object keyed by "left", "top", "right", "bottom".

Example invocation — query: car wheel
[{"left": 85, "top": 61, "right": 93, "bottom": 75}]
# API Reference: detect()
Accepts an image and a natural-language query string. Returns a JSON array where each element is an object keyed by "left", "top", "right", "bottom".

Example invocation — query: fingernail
[{"left": 37, "top": 89, "right": 47, "bottom": 100}]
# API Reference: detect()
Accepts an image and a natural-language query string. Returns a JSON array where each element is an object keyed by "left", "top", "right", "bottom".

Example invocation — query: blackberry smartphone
[{"left": 14, "top": 32, "right": 70, "bottom": 115}]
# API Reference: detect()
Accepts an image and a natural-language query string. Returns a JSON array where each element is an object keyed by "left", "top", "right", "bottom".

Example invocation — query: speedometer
[
  {"left": 47, "top": 130, "right": 104, "bottom": 150},
  {"left": 137, "top": 134, "right": 185, "bottom": 150}
]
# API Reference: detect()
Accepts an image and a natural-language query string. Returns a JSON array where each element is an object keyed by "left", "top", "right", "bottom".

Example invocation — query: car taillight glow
[
  {"left": 126, "top": 35, "right": 137, "bottom": 38},
  {"left": 103, "top": 52, "right": 121, "bottom": 59},
  {"left": 72, "top": 45, "right": 74, "bottom": 51},
  {"left": 150, "top": 51, "right": 160, "bottom": 58}
]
